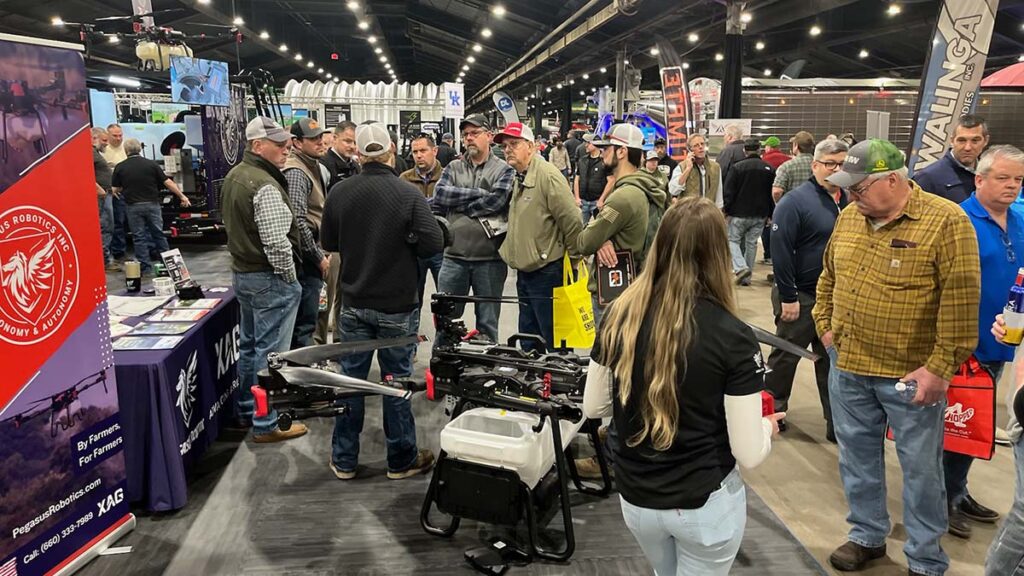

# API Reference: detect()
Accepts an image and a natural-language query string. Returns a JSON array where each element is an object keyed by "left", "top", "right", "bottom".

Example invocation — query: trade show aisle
[{"left": 86, "top": 247, "right": 1017, "bottom": 575}]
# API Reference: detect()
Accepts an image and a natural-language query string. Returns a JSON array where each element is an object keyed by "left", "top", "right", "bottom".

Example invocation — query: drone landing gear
[{"left": 420, "top": 399, "right": 612, "bottom": 564}]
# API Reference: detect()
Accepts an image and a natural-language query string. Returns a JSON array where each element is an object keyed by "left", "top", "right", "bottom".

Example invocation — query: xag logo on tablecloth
[
  {"left": 176, "top": 351, "right": 198, "bottom": 425},
  {"left": 0, "top": 206, "right": 79, "bottom": 345}
]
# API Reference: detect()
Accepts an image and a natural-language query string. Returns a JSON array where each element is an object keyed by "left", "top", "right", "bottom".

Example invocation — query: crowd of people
[{"left": 94, "top": 110, "right": 1024, "bottom": 576}]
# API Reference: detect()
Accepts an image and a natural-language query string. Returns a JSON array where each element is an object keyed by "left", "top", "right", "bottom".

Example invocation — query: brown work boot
[
  {"left": 574, "top": 455, "right": 609, "bottom": 480},
  {"left": 252, "top": 422, "right": 308, "bottom": 443},
  {"left": 387, "top": 449, "right": 435, "bottom": 480},
  {"left": 829, "top": 541, "right": 886, "bottom": 571}
]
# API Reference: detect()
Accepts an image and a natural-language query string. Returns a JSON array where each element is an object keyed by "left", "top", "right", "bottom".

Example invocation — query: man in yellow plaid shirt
[{"left": 812, "top": 139, "right": 980, "bottom": 576}]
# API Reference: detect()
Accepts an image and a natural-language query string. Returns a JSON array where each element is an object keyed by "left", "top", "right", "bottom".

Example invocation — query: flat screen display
[{"left": 169, "top": 56, "right": 229, "bottom": 107}]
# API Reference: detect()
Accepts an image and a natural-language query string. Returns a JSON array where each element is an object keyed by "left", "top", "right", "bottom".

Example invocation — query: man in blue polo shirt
[{"left": 948, "top": 145, "right": 1024, "bottom": 540}]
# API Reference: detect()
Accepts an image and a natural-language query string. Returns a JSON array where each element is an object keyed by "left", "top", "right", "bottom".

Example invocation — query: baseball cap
[
  {"left": 645, "top": 150, "right": 659, "bottom": 161},
  {"left": 245, "top": 116, "right": 290, "bottom": 143},
  {"left": 355, "top": 122, "right": 391, "bottom": 157},
  {"left": 290, "top": 117, "right": 327, "bottom": 139},
  {"left": 826, "top": 138, "right": 905, "bottom": 189},
  {"left": 743, "top": 138, "right": 761, "bottom": 151},
  {"left": 582, "top": 133, "right": 595, "bottom": 143},
  {"left": 593, "top": 123, "right": 645, "bottom": 150},
  {"left": 441, "top": 132, "right": 454, "bottom": 140},
  {"left": 493, "top": 122, "right": 535, "bottom": 144},
  {"left": 654, "top": 137, "right": 667, "bottom": 146},
  {"left": 460, "top": 113, "right": 491, "bottom": 132},
  {"left": 761, "top": 136, "right": 781, "bottom": 147}
]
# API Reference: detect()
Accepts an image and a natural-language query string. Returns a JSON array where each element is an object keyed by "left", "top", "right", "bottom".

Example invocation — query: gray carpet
[{"left": 85, "top": 246, "right": 827, "bottom": 576}]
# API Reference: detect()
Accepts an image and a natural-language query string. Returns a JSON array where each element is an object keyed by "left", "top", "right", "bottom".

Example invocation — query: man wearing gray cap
[
  {"left": 221, "top": 117, "right": 307, "bottom": 443},
  {"left": 283, "top": 117, "right": 330, "bottom": 349},
  {"left": 436, "top": 132, "right": 457, "bottom": 167},
  {"left": 813, "top": 138, "right": 979, "bottom": 575}
]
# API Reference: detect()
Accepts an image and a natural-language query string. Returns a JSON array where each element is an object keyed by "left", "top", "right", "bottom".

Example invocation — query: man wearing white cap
[
  {"left": 320, "top": 121, "right": 445, "bottom": 480},
  {"left": 221, "top": 117, "right": 307, "bottom": 443},
  {"left": 495, "top": 122, "right": 583, "bottom": 352}
]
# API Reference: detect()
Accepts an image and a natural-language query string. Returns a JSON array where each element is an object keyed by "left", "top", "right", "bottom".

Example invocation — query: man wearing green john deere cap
[{"left": 813, "top": 138, "right": 980, "bottom": 575}]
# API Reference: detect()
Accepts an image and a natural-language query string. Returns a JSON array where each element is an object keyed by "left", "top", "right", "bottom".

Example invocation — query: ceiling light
[
  {"left": 467, "top": 56, "right": 476, "bottom": 63},
  {"left": 380, "top": 56, "right": 388, "bottom": 62},
  {"left": 367, "top": 35, "right": 377, "bottom": 44},
  {"left": 650, "top": 47, "right": 659, "bottom": 56},
  {"left": 259, "top": 30, "right": 270, "bottom": 39},
  {"left": 556, "top": 83, "right": 562, "bottom": 89},
  {"left": 358, "top": 21, "right": 369, "bottom": 30},
  {"left": 459, "top": 72, "right": 465, "bottom": 77},
  {"left": 347, "top": 1, "right": 359, "bottom": 9},
  {"left": 462, "top": 64, "right": 470, "bottom": 71},
  {"left": 473, "top": 44, "right": 482, "bottom": 52},
  {"left": 197, "top": 0, "right": 210, "bottom": 4},
  {"left": 546, "top": 87, "right": 552, "bottom": 93},
  {"left": 51, "top": 16, "right": 64, "bottom": 26},
  {"left": 763, "top": 68, "right": 772, "bottom": 76},
  {"left": 859, "top": 49, "right": 869, "bottom": 59},
  {"left": 599, "top": 67, "right": 607, "bottom": 73},
  {"left": 582, "top": 73, "right": 589, "bottom": 79},
  {"left": 682, "top": 62, "right": 690, "bottom": 69},
  {"left": 591, "top": 87, "right": 596, "bottom": 92},
  {"left": 740, "top": 12, "right": 752, "bottom": 23},
  {"left": 714, "top": 53, "right": 723, "bottom": 61},
  {"left": 108, "top": 75, "right": 140, "bottom": 88},
  {"left": 232, "top": 16, "right": 244, "bottom": 26},
  {"left": 481, "top": 28, "right": 492, "bottom": 38},
  {"left": 492, "top": 5, "right": 506, "bottom": 17},
  {"left": 385, "top": 63, "right": 391, "bottom": 69},
  {"left": 295, "top": 53, "right": 303, "bottom": 60},
  {"left": 579, "top": 91, "right": 585, "bottom": 96},
  {"left": 887, "top": 3, "right": 901, "bottom": 16},
  {"left": 755, "top": 40, "right": 765, "bottom": 50},
  {"left": 327, "top": 73, "right": 333, "bottom": 78},
  {"left": 307, "top": 61, "right": 314, "bottom": 68},
  {"left": 280, "top": 44, "right": 288, "bottom": 51},
  {"left": 375, "top": 47, "right": 382, "bottom": 54},
  {"left": 809, "top": 24, "right": 822, "bottom": 36},
  {"left": 623, "top": 59, "right": 630, "bottom": 65},
  {"left": 108, "top": 35, "right": 120, "bottom": 44},
  {"left": 317, "top": 67, "right": 324, "bottom": 73},
  {"left": 688, "top": 33, "right": 699, "bottom": 43}
]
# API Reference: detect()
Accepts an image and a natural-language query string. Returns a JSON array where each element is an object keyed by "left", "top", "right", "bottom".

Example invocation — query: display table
[{"left": 114, "top": 290, "right": 240, "bottom": 512}]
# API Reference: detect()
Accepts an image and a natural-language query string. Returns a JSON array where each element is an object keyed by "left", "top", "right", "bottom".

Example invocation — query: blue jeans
[
  {"left": 619, "top": 468, "right": 746, "bottom": 576},
  {"left": 413, "top": 253, "right": 444, "bottom": 335},
  {"left": 110, "top": 195, "right": 128, "bottom": 258},
  {"left": 98, "top": 195, "right": 113, "bottom": 264},
  {"left": 292, "top": 268, "right": 323, "bottom": 349},
  {"left": 126, "top": 202, "right": 169, "bottom": 271},
  {"left": 944, "top": 361, "right": 1004, "bottom": 507},
  {"left": 233, "top": 271, "right": 301, "bottom": 435},
  {"left": 331, "top": 306, "right": 419, "bottom": 472},
  {"left": 986, "top": 436, "right": 1024, "bottom": 575},
  {"left": 581, "top": 200, "right": 598, "bottom": 227},
  {"left": 727, "top": 216, "right": 764, "bottom": 273},
  {"left": 828, "top": 347, "right": 948, "bottom": 575},
  {"left": 436, "top": 257, "right": 507, "bottom": 344},
  {"left": 516, "top": 259, "right": 563, "bottom": 352}
]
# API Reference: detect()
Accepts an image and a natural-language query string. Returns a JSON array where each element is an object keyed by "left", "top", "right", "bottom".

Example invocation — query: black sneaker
[
  {"left": 960, "top": 494, "right": 1000, "bottom": 523},
  {"left": 829, "top": 541, "right": 886, "bottom": 571},
  {"left": 778, "top": 419, "right": 788, "bottom": 433},
  {"left": 948, "top": 504, "right": 972, "bottom": 539}
]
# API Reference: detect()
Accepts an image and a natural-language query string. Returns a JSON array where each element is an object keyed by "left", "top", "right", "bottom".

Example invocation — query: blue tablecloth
[{"left": 114, "top": 289, "right": 239, "bottom": 511}]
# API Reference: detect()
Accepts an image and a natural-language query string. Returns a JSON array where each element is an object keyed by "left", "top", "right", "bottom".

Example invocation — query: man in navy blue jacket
[
  {"left": 913, "top": 114, "right": 989, "bottom": 204},
  {"left": 765, "top": 139, "right": 849, "bottom": 442}
]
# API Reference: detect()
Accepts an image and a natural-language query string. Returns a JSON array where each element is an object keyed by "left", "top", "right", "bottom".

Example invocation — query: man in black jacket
[
  {"left": 765, "top": 138, "right": 849, "bottom": 441},
  {"left": 320, "top": 122, "right": 444, "bottom": 481},
  {"left": 723, "top": 139, "right": 774, "bottom": 285},
  {"left": 436, "top": 133, "right": 457, "bottom": 167},
  {"left": 320, "top": 121, "right": 360, "bottom": 191}
]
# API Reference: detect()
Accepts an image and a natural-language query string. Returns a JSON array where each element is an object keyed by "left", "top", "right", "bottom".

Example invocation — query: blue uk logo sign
[{"left": 449, "top": 91, "right": 461, "bottom": 106}]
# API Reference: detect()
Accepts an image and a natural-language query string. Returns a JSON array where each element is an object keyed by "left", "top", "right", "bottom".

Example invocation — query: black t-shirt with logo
[
  {"left": 111, "top": 154, "right": 169, "bottom": 205},
  {"left": 577, "top": 155, "right": 609, "bottom": 201},
  {"left": 594, "top": 297, "right": 765, "bottom": 510}
]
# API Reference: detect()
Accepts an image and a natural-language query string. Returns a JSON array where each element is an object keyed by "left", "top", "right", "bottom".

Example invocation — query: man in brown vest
[
  {"left": 284, "top": 117, "right": 330, "bottom": 348},
  {"left": 668, "top": 133, "right": 723, "bottom": 209}
]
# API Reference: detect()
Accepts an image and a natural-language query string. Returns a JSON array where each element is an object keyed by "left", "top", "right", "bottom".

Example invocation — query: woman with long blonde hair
[{"left": 583, "top": 196, "right": 784, "bottom": 575}]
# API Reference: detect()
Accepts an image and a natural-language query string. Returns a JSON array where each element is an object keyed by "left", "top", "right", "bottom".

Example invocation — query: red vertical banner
[
  {"left": 0, "top": 34, "right": 133, "bottom": 575},
  {"left": 660, "top": 66, "right": 691, "bottom": 162}
]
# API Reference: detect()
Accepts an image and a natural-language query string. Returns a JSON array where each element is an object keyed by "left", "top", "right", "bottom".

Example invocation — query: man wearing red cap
[{"left": 495, "top": 122, "right": 583, "bottom": 352}]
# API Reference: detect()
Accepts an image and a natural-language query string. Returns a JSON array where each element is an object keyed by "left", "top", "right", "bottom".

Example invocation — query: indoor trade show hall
[{"left": 0, "top": 1, "right": 1023, "bottom": 575}]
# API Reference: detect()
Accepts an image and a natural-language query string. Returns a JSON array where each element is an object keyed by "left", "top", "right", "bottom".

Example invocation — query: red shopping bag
[{"left": 885, "top": 356, "right": 996, "bottom": 460}]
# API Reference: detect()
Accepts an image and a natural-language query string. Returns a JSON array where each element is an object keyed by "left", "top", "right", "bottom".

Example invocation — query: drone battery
[{"left": 435, "top": 457, "right": 525, "bottom": 526}]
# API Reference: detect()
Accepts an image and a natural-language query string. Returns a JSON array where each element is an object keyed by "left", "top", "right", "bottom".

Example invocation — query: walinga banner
[
  {"left": 655, "top": 34, "right": 693, "bottom": 162},
  {"left": 0, "top": 34, "right": 134, "bottom": 574},
  {"left": 906, "top": 0, "right": 999, "bottom": 174}
]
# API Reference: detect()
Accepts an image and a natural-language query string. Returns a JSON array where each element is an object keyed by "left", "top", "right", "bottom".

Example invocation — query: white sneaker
[{"left": 996, "top": 427, "right": 1012, "bottom": 446}]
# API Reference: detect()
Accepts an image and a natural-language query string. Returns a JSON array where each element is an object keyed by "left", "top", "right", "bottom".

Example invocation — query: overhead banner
[
  {"left": 492, "top": 91, "right": 519, "bottom": 126},
  {"left": 906, "top": 0, "right": 999, "bottom": 174},
  {"left": 443, "top": 82, "right": 464, "bottom": 119},
  {"left": 0, "top": 34, "right": 133, "bottom": 575}
]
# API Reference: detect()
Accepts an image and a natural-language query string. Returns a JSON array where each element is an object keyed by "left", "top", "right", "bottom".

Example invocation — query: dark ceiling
[{"left": 2, "top": 0, "right": 1023, "bottom": 102}]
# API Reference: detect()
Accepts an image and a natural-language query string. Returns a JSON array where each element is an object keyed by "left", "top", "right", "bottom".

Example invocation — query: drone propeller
[
  {"left": 273, "top": 335, "right": 425, "bottom": 367},
  {"left": 748, "top": 323, "right": 819, "bottom": 361},
  {"left": 95, "top": 9, "right": 185, "bottom": 22},
  {"left": 187, "top": 23, "right": 239, "bottom": 30},
  {"left": 271, "top": 366, "right": 414, "bottom": 399}
]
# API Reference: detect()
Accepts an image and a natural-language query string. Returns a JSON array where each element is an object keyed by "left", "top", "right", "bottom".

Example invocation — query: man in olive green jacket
[
  {"left": 580, "top": 124, "right": 667, "bottom": 322},
  {"left": 495, "top": 122, "right": 583, "bottom": 352}
]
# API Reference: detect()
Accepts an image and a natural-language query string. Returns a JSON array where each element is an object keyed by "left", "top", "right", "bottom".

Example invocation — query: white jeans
[{"left": 620, "top": 467, "right": 746, "bottom": 576}]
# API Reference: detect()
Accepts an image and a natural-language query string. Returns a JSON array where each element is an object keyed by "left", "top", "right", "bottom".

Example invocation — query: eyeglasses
[
  {"left": 848, "top": 175, "right": 884, "bottom": 196},
  {"left": 462, "top": 129, "right": 486, "bottom": 139},
  {"left": 1002, "top": 233, "right": 1017, "bottom": 263},
  {"left": 818, "top": 160, "right": 843, "bottom": 170},
  {"left": 501, "top": 139, "right": 525, "bottom": 151}
]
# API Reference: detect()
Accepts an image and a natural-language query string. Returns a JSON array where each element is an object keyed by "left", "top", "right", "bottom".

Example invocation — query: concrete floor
[{"left": 733, "top": 259, "right": 1013, "bottom": 576}]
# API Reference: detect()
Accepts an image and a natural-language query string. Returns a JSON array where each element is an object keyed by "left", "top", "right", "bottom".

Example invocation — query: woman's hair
[{"left": 598, "top": 196, "right": 737, "bottom": 451}]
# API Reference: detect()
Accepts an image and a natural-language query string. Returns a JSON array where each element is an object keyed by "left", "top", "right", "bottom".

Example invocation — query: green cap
[
  {"left": 761, "top": 136, "right": 781, "bottom": 148},
  {"left": 826, "top": 138, "right": 905, "bottom": 189}
]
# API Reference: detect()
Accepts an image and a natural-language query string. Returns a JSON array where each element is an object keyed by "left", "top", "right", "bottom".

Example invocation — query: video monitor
[{"left": 169, "top": 56, "right": 230, "bottom": 107}]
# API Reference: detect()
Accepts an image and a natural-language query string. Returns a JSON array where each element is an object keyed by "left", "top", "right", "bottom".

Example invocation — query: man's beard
[
  {"left": 466, "top": 144, "right": 482, "bottom": 158},
  {"left": 604, "top": 153, "right": 618, "bottom": 171}
]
